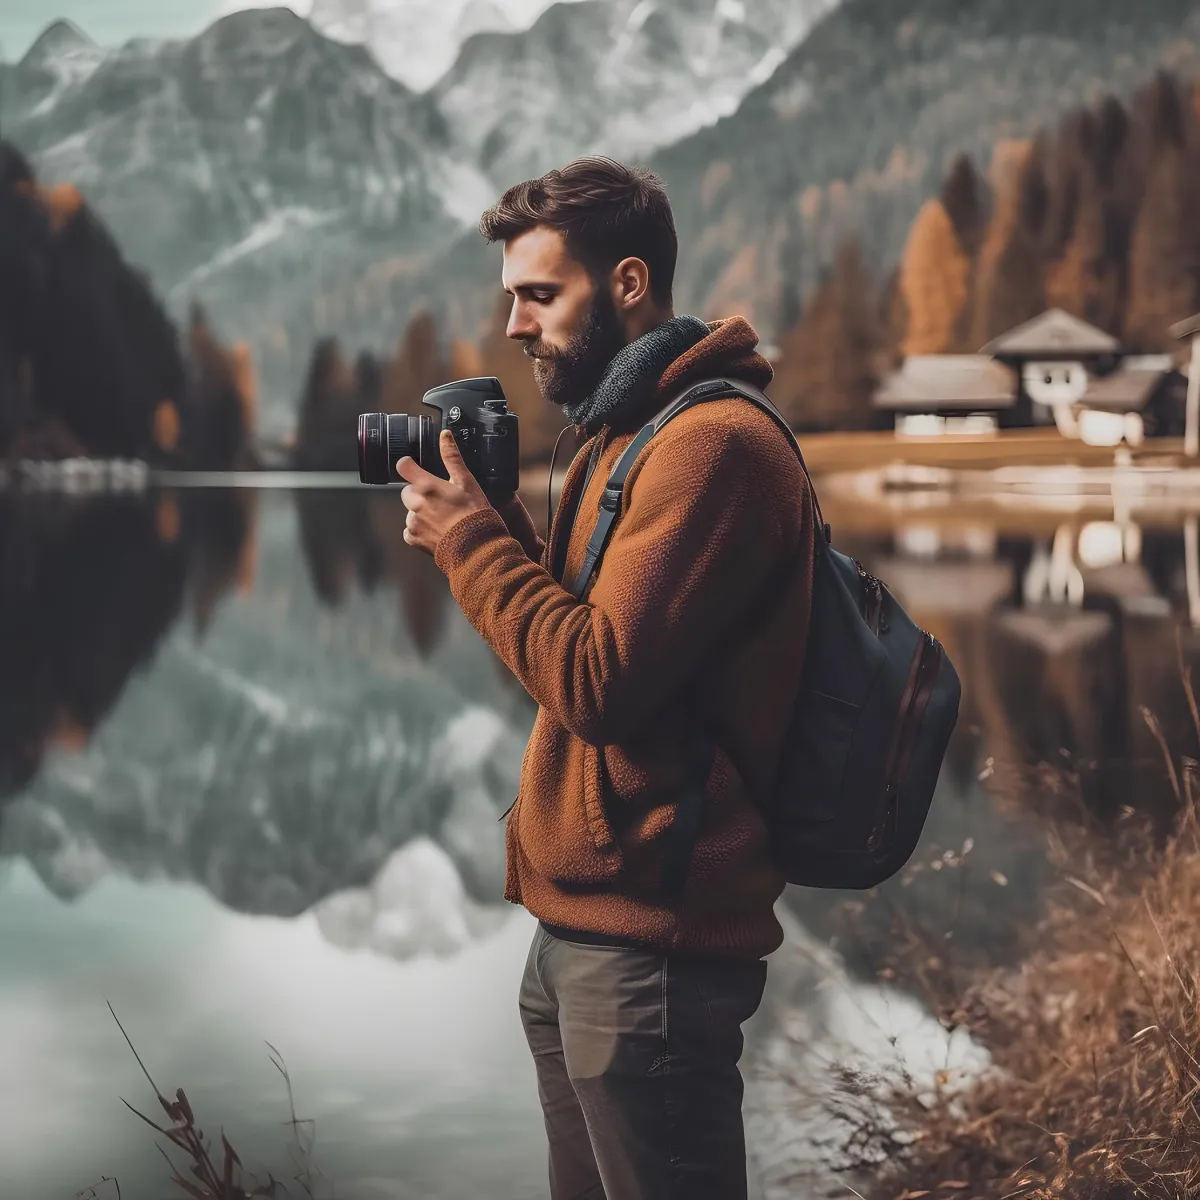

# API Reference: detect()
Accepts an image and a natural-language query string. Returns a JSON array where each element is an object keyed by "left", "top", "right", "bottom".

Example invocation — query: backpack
[{"left": 555, "top": 377, "right": 962, "bottom": 896}]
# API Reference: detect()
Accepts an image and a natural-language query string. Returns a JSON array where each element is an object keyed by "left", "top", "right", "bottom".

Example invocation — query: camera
[{"left": 357, "top": 376, "right": 520, "bottom": 500}]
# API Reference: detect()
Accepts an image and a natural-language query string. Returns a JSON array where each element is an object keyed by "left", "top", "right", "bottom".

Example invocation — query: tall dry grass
[
  {"left": 81, "top": 1004, "right": 333, "bottom": 1199},
  {"left": 867, "top": 657, "right": 1200, "bottom": 1199}
]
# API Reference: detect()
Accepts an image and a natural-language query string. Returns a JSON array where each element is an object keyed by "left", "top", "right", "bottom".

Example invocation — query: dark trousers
[{"left": 518, "top": 922, "right": 767, "bottom": 1200}]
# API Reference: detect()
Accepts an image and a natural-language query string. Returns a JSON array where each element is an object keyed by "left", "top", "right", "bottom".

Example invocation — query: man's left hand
[{"left": 397, "top": 429, "right": 490, "bottom": 555}]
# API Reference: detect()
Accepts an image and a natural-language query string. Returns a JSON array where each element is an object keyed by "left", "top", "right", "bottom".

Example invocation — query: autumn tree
[
  {"left": 477, "top": 289, "right": 570, "bottom": 465},
  {"left": 293, "top": 336, "right": 358, "bottom": 470},
  {"left": 1124, "top": 71, "right": 1200, "bottom": 350},
  {"left": 770, "top": 241, "right": 886, "bottom": 432},
  {"left": 382, "top": 308, "right": 450, "bottom": 416},
  {"left": 898, "top": 152, "right": 986, "bottom": 356},
  {"left": 1043, "top": 97, "right": 1134, "bottom": 334},
  {"left": 969, "top": 136, "right": 1051, "bottom": 348}
]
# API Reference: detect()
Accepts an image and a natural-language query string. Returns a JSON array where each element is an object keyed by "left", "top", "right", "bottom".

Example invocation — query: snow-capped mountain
[
  {"left": 432, "top": 0, "right": 839, "bottom": 188},
  {"left": 3, "top": 10, "right": 489, "bottom": 323},
  {"left": 1, "top": 0, "right": 836, "bottom": 428},
  {"left": 307, "top": 0, "right": 554, "bottom": 91}
]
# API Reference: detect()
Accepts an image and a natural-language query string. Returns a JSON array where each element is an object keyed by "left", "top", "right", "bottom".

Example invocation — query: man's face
[{"left": 501, "top": 226, "right": 627, "bottom": 408}]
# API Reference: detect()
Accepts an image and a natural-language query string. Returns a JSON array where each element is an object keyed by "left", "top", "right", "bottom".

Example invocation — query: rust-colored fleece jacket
[{"left": 433, "top": 316, "right": 815, "bottom": 960}]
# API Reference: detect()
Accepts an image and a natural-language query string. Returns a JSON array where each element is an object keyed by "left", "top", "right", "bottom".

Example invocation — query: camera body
[{"left": 357, "top": 376, "right": 520, "bottom": 500}]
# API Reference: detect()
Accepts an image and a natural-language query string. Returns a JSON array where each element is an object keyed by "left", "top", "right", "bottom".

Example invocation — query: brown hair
[{"left": 478, "top": 156, "right": 678, "bottom": 307}]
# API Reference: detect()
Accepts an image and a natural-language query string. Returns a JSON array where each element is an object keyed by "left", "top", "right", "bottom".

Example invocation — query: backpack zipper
[
  {"left": 855, "top": 560, "right": 887, "bottom": 635},
  {"left": 867, "top": 633, "right": 943, "bottom": 854}
]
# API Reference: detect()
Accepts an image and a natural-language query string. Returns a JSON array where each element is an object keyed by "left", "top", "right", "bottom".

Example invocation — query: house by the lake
[{"left": 874, "top": 308, "right": 1185, "bottom": 445}]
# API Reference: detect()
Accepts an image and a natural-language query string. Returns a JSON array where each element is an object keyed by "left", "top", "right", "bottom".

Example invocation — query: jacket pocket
[
  {"left": 515, "top": 736, "right": 624, "bottom": 886},
  {"left": 582, "top": 740, "right": 620, "bottom": 856}
]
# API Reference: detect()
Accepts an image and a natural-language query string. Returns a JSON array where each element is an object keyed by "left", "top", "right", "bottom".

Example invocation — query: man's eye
[{"left": 532, "top": 293, "right": 554, "bottom": 304}]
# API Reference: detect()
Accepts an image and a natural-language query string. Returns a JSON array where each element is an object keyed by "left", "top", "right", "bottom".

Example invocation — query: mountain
[
  {"left": 432, "top": 0, "right": 839, "bottom": 190},
  {"left": 0, "top": 0, "right": 834, "bottom": 433},
  {"left": 307, "top": 0, "right": 525, "bottom": 91},
  {"left": 646, "top": 0, "right": 1200, "bottom": 337},
  {"left": 1, "top": 8, "right": 492, "bottom": 434},
  {"left": 352, "top": 0, "right": 1200, "bottom": 369}
]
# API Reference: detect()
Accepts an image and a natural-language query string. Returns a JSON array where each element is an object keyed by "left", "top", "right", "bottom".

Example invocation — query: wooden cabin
[
  {"left": 874, "top": 308, "right": 1183, "bottom": 443},
  {"left": 872, "top": 354, "right": 1015, "bottom": 436}
]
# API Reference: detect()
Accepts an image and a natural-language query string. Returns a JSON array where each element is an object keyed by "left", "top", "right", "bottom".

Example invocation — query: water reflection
[
  {"left": 0, "top": 489, "right": 252, "bottom": 800},
  {"left": 3, "top": 481, "right": 1200, "bottom": 1198},
  {"left": 0, "top": 488, "right": 528, "bottom": 933}
]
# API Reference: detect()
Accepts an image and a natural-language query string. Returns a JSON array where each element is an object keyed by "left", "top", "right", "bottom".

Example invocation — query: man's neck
[{"left": 622, "top": 306, "right": 674, "bottom": 346}]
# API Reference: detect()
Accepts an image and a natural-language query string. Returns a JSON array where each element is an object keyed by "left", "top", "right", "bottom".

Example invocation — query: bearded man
[{"left": 396, "top": 156, "right": 815, "bottom": 1199}]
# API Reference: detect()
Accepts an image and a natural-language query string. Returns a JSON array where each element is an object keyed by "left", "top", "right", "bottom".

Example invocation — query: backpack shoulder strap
[
  {"left": 566, "top": 378, "right": 827, "bottom": 600},
  {"left": 566, "top": 378, "right": 714, "bottom": 600}
]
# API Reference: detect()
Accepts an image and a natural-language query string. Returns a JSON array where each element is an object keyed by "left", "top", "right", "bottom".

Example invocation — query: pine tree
[
  {"left": 771, "top": 241, "right": 883, "bottom": 432},
  {"left": 1044, "top": 96, "right": 1131, "bottom": 334},
  {"left": 969, "top": 137, "right": 1051, "bottom": 349},
  {"left": 898, "top": 197, "right": 972, "bottom": 355},
  {"left": 1125, "top": 72, "right": 1200, "bottom": 350},
  {"left": 382, "top": 309, "right": 449, "bottom": 416}
]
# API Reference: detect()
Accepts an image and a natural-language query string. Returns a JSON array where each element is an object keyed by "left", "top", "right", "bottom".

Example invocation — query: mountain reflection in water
[{"left": 1, "top": 481, "right": 1199, "bottom": 1199}]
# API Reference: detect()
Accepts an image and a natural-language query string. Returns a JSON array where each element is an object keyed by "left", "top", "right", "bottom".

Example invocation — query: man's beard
[{"left": 523, "top": 289, "right": 626, "bottom": 410}]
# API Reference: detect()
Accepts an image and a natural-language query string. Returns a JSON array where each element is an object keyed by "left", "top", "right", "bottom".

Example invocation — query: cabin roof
[
  {"left": 873, "top": 355, "right": 1016, "bottom": 411},
  {"left": 1078, "top": 361, "right": 1175, "bottom": 412},
  {"left": 981, "top": 308, "right": 1121, "bottom": 358}
]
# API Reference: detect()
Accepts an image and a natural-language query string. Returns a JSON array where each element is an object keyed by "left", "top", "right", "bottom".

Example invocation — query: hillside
[{"left": 651, "top": 0, "right": 1200, "bottom": 337}]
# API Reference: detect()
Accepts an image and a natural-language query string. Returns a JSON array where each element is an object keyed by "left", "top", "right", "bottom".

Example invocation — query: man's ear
[{"left": 610, "top": 256, "right": 652, "bottom": 312}]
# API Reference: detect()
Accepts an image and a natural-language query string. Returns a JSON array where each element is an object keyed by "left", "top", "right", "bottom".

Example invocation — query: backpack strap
[{"left": 567, "top": 379, "right": 828, "bottom": 601}]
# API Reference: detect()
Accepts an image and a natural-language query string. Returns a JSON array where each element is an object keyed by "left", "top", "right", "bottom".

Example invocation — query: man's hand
[{"left": 397, "top": 429, "right": 490, "bottom": 555}]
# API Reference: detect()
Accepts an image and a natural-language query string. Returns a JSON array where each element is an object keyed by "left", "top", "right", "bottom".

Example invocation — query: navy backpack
[{"left": 556, "top": 377, "right": 962, "bottom": 896}]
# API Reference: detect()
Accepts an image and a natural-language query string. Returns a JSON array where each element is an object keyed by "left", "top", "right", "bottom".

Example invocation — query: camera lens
[{"left": 358, "top": 413, "right": 419, "bottom": 484}]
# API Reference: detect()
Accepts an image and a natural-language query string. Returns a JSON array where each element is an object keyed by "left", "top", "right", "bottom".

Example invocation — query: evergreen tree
[
  {"left": 771, "top": 241, "right": 884, "bottom": 432},
  {"left": 969, "top": 136, "right": 1051, "bottom": 348},
  {"left": 1125, "top": 72, "right": 1200, "bottom": 350},
  {"left": 382, "top": 309, "right": 450, "bottom": 416}
]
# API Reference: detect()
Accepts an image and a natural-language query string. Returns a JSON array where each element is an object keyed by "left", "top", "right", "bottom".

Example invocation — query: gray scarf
[{"left": 564, "top": 314, "right": 711, "bottom": 433}]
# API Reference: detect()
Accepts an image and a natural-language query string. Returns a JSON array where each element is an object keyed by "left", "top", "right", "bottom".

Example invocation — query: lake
[{"left": 1, "top": 476, "right": 1197, "bottom": 1199}]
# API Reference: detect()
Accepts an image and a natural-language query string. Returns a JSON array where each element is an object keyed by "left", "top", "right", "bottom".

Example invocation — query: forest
[{"left": 6, "top": 66, "right": 1200, "bottom": 466}]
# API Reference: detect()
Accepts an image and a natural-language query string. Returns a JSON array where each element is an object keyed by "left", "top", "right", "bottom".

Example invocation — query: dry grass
[
  {"left": 865, "top": 668, "right": 1200, "bottom": 1199},
  {"left": 83, "top": 1004, "right": 333, "bottom": 1200}
]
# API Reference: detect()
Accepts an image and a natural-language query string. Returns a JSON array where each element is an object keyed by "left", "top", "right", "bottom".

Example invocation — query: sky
[{"left": 0, "top": 0, "right": 309, "bottom": 60}]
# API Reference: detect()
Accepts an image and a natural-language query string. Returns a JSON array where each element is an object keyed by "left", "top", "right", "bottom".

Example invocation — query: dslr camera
[{"left": 357, "top": 377, "right": 520, "bottom": 500}]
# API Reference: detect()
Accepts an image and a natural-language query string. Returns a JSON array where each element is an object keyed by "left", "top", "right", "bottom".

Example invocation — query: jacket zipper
[{"left": 867, "top": 633, "right": 943, "bottom": 854}]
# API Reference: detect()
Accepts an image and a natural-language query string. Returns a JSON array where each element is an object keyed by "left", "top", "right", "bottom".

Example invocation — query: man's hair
[{"left": 478, "top": 156, "right": 677, "bottom": 307}]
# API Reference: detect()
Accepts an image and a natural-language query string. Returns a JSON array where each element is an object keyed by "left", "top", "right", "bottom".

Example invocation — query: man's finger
[
  {"left": 396, "top": 455, "right": 432, "bottom": 485},
  {"left": 400, "top": 485, "right": 422, "bottom": 511},
  {"left": 439, "top": 430, "right": 473, "bottom": 487}
]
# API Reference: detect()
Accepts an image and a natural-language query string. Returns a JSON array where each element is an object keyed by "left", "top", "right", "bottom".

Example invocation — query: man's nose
[{"left": 506, "top": 300, "right": 539, "bottom": 341}]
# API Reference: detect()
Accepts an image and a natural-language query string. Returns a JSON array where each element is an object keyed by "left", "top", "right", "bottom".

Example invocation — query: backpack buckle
[{"left": 600, "top": 486, "right": 622, "bottom": 513}]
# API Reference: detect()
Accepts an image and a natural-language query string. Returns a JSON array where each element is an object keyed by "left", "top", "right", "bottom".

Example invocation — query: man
[{"left": 397, "top": 156, "right": 815, "bottom": 1199}]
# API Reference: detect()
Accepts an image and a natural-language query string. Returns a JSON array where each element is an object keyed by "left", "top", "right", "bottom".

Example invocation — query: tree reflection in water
[{"left": 0, "top": 489, "right": 255, "bottom": 804}]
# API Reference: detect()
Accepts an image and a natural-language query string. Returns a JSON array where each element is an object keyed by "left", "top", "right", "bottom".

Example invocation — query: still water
[{"left": 1, "top": 480, "right": 1197, "bottom": 1199}]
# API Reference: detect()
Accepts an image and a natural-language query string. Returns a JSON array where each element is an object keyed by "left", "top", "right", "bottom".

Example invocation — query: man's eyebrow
[{"left": 504, "top": 282, "right": 562, "bottom": 295}]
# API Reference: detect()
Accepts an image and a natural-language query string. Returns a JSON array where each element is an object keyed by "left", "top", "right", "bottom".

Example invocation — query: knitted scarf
[{"left": 563, "top": 314, "right": 711, "bottom": 433}]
